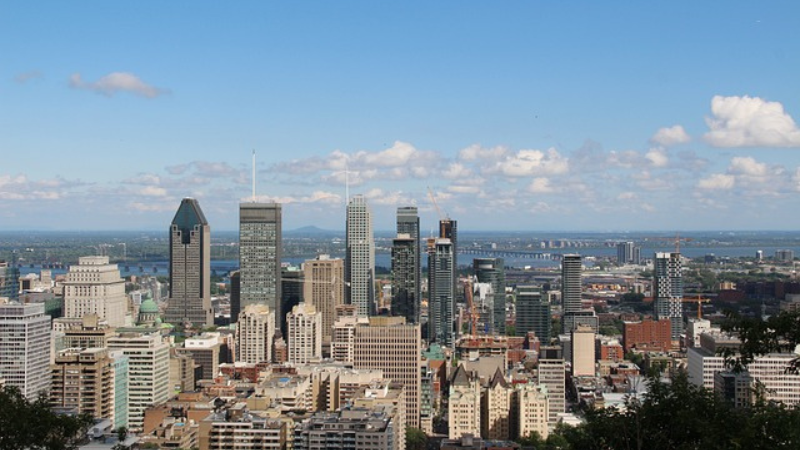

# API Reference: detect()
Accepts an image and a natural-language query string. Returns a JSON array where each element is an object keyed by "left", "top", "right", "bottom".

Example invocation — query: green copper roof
[{"left": 139, "top": 298, "right": 159, "bottom": 314}]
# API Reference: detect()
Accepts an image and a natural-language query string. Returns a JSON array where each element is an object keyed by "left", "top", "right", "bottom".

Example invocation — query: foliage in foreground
[{"left": 0, "top": 386, "right": 93, "bottom": 450}]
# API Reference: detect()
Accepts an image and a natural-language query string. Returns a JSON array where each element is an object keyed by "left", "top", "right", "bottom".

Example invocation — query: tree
[
  {"left": 721, "top": 310, "right": 800, "bottom": 373},
  {"left": 406, "top": 427, "right": 427, "bottom": 450},
  {"left": 0, "top": 386, "right": 93, "bottom": 450}
]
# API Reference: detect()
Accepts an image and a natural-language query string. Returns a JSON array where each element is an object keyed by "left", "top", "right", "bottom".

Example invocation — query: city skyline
[{"left": 3, "top": 2, "right": 800, "bottom": 231}]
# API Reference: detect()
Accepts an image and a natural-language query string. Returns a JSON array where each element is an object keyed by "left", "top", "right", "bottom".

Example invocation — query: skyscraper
[
  {"left": 238, "top": 203, "right": 282, "bottom": 332},
  {"left": 280, "top": 265, "right": 303, "bottom": 338},
  {"left": 439, "top": 218, "right": 458, "bottom": 271},
  {"left": 616, "top": 241, "right": 634, "bottom": 266},
  {"left": 304, "top": 255, "right": 344, "bottom": 345},
  {"left": 560, "top": 254, "right": 597, "bottom": 333},
  {"left": 654, "top": 252, "right": 683, "bottom": 339},
  {"left": 392, "top": 234, "right": 418, "bottom": 324},
  {"left": 164, "top": 198, "right": 213, "bottom": 327},
  {"left": 63, "top": 256, "right": 127, "bottom": 327},
  {"left": 0, "top": 261, "right": 20, "bottom": 302},
  {"left": 0, "top": 302, "right": 51, "bottom": 399},
  {"left": 345, "top": 195, "right": 375, "bottom": 317},
  {"left": 473, "top": 258, "right": 506, "bottom": 334},
  {"left": 428, "top": 237, "right": 454, "bottom": 347},
  {"left": 516, "top": 286, "right": 550, "bottom": 341},
  {"left": 396, "top": 207, "right": 421, "bottom": 318}
]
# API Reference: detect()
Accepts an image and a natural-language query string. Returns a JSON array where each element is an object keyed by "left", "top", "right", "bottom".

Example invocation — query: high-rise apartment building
[
  {"left": 345, "top": 195, "right": 375, "bottom": 317},
  {"left": 448, "top": 365, "right": 481, "bottom": 440},
  {"left": 428, "top": 238, "right": 454, "bottom": 347},
  {"left": 537, "top": 359, "right": 565, "bottom": 429},
  {"left": 515, "top": 382, "right": 550, "bottom": 440},
  {"left": 353, "top": 317, "right": 421, "bottom": 428},
  {"left": 395, "top": 207, "right": 421, "bottom": 321},
  {"left": 238, "top": 202, "right": 282, "bottom": 331},
  {"left": 616, "top": 242, "right": 634, "bottom": 266},
  {"left": 561, "top": 254, "right": 597, "bottom": 333},
  {"left": 179, "top": 333, "right": 221, "bottom": 381},
  {"left": 392, "top": 234, "right": 418, "bottom": 324},
  {"left": 0, "top": 302, "right": 51, "bottom": 399},
  {"left": 63, "top": 256, "right": 127, "bottom": 327},
  {"left": 303, "top": 255, "right": 344, "bottom": 345},
  {"left": 654, "top": 252, "right": 683, "bottom": 339},
  {"left": 236, "top": 304, "right": 275, "bottom": 364},
  {"left": 50, "top": 347, "right": 115, "bottom": 424},
  {"left": 439, "top": 219, "right": 458, "bottom": 270},
  {"left": 516, "top": 286, "right": 550, "bottom": 341},
  {"left": 571, "top": 324, "right": 596, "bottom": 377},
  {"left": 107, "top": 333, "right": 170, "bottom": 432},
  {"left": 473, "top": 258, "right": 505, "bottom": 334},
  {"left": 165, "top": 198, "right": 213, "bottom": 327},
  {"left": 287, "top": 302, "right": 322, "bottom": 364},
  {"left": 280, "top": 265, "right": 303, "bottom": 338}
]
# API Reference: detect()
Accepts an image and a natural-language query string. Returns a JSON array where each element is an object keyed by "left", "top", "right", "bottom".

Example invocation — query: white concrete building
[
  {"left": 537, "top": 359, "right": 565, "bottom": 429},
  {"left": 107, "top": 333, "right": 170, "bottom": 432},
  {"left": 571, "top": 324, "right": 596, "bottom": 377},
  {"left": 63, "top": 256, "right": 127, "bottom": 327},
  {"left": 287, "top": 303, "right": 322, "bottom": 364},
  {"left": 236, "top": 303, "right": 275, "bottom": 364},
  {"left": 345, "top": 195, "right": 375, "bottom": 317},
  {"left": 516, "top": 382, "right": 550, "bottom": 440},
  {"left": 0, "top": 302, "right": 51, "bottom": 399}
]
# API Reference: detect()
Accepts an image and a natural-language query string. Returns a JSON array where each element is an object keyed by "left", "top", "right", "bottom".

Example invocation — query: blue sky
[{"left": 2, "top": 2, "right": 800, "bottom": 231}]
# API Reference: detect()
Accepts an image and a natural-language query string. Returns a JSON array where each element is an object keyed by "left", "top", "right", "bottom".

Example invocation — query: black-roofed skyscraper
[{"left": 165, "top": 198, "right": 213, "bottom": 327}]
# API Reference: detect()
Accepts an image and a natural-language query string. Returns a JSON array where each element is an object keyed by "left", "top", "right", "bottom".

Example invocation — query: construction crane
[
  {"left": 644, "top": 234, "right": 694, "bottom": 253},
  {"left": 427, "top": 186, "right": 447, "bottom": 221},
  {"left": 682, "top": 295, "right": 711, "bottom": 319}
]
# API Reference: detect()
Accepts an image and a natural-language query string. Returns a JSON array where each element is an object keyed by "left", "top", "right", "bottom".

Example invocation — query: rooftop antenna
[{"left": 252, "top": 149, "right": 256, "bottom": 202}]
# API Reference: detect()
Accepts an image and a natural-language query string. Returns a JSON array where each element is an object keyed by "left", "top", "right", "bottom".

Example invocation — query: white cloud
[
  {"left": 448, "top": 185, "right": 481, "bottom": 194},
  {"left": 704, "top": 95, "right": 800, "bottom": 147},
  {"left": 697, "top": 174, "right": 735, "bottom": 190},
  {"left": 493, "top": 148, "right": 568, "bottom": 177},
  {"left": 728, "top": 156, "right": 768, "bottom": 176},
  {"left": 139, "top": 186, "right": 168, "bottom": 197},
  {"left": 651, "top": 125, "right": 691, "bottom": 146},
  {"left": 69, "top": 72, "right": 166, "bottom": 98},
  {"left": 14, "top": 71, "right": 42, "bottom": 84},
  {"left": 617, "top": 192, "right": 638, "bottom": 200},
  {"left": 442, "top": 163, "right": 473, "bottom": 180},
  {"left": 527, "top": 177, "right": 555, "bottom": 193},
  {"left": 458, "top": 144, "right": 508, "bottom": 162},
  {"left": 645, "top": 148, "right": 669, "bottom": 167}
]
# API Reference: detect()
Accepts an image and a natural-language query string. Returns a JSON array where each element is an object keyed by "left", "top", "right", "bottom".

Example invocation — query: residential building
[
  {"left": 353, "top": 317, "right": 422, "bottom": 428},
  {"left": 287, "top": 302, "right": 322, "bottom": 364},
  {"left": 303, "top": 255, "right": 344, "bottom": 345},
  {"left": 179, "top": 333, "right": 221, "bottom": 381},
  {"left": 428, "top": 237, "right": 455, "bottom": 347},
  {"left": 482, "top": 368, "right": 512, "bottom": 440},
  {"left": 653, "top": 252, "right": 683, "bottom": 339},
  {"left": 199, "top": 412, "right": 287, "bottom": 450},
  {"left": 50, "top": 347, "right": 115, "bottom": 425},
  {"left": 515, "top": 286, "right": 549, "bottom": 341},
  {"left": 236, "top": 303, "right": 275, "bottom": 364},
  {"left": 449, "top": 365, "right": 481, "bottom": 440},
  {"left": 107, "top": 333, "right": 170, "bottom": 431},
  {"left": 536, "top": 359, "right": 565, "bottom": 429},
  {"left": 392, "top": 234, "right": 418, "bottom": 324},
  {"left": 622, "top": 319, "right": 672, "bottom": 353},
  {"left": 616, "top": 242, "right": 634, "bottom": 266},
  {"left": 63, "top": 256, "right": 126, "bottom": 327},
  {"left": 396, "top": 206, "right": 421, "bottom": 324},
  {"left": 571, "top": 324, "right": 595, "bottom": 377},
  {"left": 473, "top": 258, "right": 506, "bottom": 334},
  {"left": 165, "top": 198, "right": 213, "bottom": 327},
  {"left": 293, "top": 406, "right": 399, "bottom": 450},
  {"left": 237, "top": 202, "right": 282, "bottom": 332},
  {"left": 345, "top": 195, "right": 375, "bottom": 317},
  {"left": 331, "top": 315, "right": 368, "bottom": 364},
  {"left": 561, "top": 255, "right": 596, "bottom": 333},
  {"left": 281, "top": 265, "right": 303, "bottom": 338},
  {"left": 515, "top": 383, "right": 549, "bottom": 440},
  {"left": 0, "top": 302, "right": 51, "bottom": 399}
]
